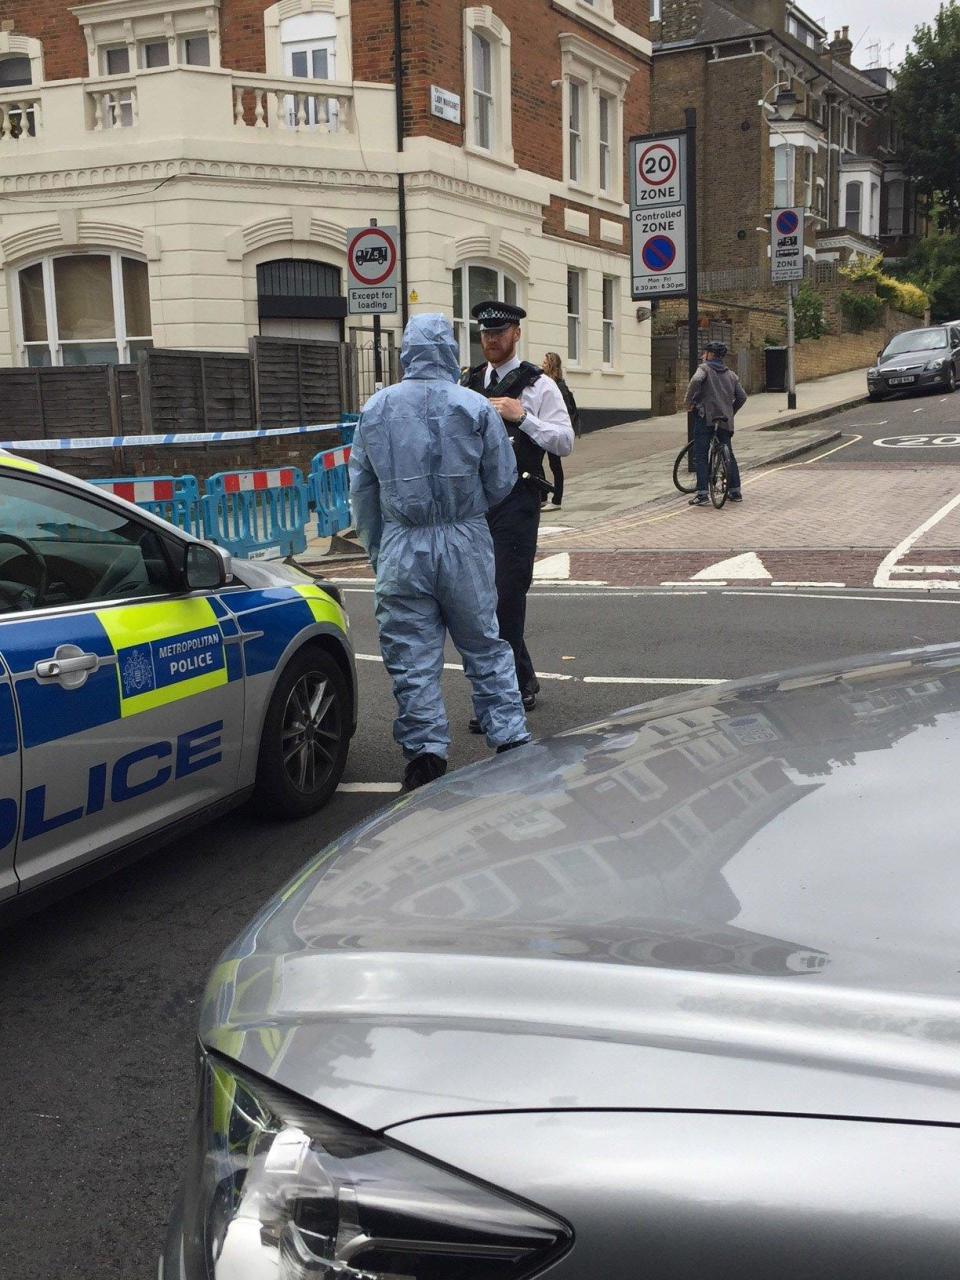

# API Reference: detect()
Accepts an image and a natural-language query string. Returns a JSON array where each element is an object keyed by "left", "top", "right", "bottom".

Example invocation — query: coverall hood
[{"left": 400, "top": 313, "right": 463, "bottom": 383}]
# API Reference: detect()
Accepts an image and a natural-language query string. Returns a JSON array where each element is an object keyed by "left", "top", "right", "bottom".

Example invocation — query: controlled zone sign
[
  {"left": 631, "top": 204, "right": 687, "bottom": 298},
  {"left": 347, "top": 224, "right": 399, "bottom": 314},
  {"left": 770, "top": 206, "right": 804, "bottom": 283},
  {"left": 629, "top": 131, "right": 688, "bottom": 299}
]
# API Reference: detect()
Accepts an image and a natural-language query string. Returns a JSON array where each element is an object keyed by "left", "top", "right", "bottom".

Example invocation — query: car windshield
[{"left": 884, "top": 329, "right": 948, "bottom": 356}]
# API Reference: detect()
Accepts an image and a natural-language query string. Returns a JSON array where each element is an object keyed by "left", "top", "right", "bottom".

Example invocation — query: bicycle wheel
[
  {"left": 709, "top": 442, "right": 730, "bottom": 508},
  {"left": 672, "top": 441, "right": 697, "bottom": 493}
]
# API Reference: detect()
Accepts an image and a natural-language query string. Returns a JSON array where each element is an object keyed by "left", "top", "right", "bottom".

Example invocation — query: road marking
[
  {"left": 583, "top": 675, "right": 725, "bottom": 686},
  {"left": 692, "top": 551, "right": 771, "bottom": 581},
  {"left": 660, "top": 580, "right": 727, "bottom": 587},
  {"left": 913, "top": 407, "right": 925, "bottom": 413},
  {"left": 723, "top": 590, "right": 960, "bottom": 605},
  {"left": 355, "top": 650, "right": 720, "bottom": 687},
  {"left": 874, "top": 490, "right": 960, "bottom": 589},
  {"left": 891, "top": 564, "right": 960, "bottom": 574},
  {"left": 876, "top": 434, "right": 960, "bottom": 448},
  {"left": 533, "top": 552, "right": 570, "bottom": 579},
  {"left": 771, "top": 580, "right": 845, "bottom": 587},
  {"left": 539, "top": 525, "right": 574, "bottom": 535},
  {"left": 337, "top": 782, "right": 402, "bottom": 793}
]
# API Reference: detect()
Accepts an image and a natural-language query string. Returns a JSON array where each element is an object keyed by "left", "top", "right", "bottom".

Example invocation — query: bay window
[
  {"left": 15, "top": 252, "right": 153, "bottom": 367},
  {"left": 844, "top": 181, "right": 862, "bottom": 232}
]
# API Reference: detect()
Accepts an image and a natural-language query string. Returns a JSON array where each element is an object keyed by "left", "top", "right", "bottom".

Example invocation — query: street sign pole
[
  {"left": 786, "top": 282, "right": 796, "bottom": 410},
  {"left": 684, "top": 107, "right": 698, "bottom": 463},
  {"left": 370, "top": 218, "right": 384, "bottom": 390}
]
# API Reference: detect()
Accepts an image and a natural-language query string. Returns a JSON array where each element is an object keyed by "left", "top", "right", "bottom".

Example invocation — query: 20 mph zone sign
[
  {"left": 347, "top": 224, "right": 399, "bottom": 314},
  {"left": 629, "top": 132, "right": 688, "bottom": 298}
]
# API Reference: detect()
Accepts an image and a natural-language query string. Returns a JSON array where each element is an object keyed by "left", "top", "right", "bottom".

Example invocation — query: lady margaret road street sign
[{"left": 629, "top": 132, "right": 688, "bottom": 298}]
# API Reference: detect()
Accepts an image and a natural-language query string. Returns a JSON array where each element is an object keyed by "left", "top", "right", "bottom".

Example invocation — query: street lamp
[{"left": 758, "top": 84, "right": 802, "bottom": 410}]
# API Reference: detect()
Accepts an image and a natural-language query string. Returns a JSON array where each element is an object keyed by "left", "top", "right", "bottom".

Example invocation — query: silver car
[
  {"left": 164, "top": 643, "right": 960, "bottom": 1277},
  {"left": 0, "top": 451, "right": 357, "bottom": 917}
]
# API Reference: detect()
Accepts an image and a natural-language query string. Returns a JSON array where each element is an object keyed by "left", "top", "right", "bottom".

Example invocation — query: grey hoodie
[{"left": 685, "top": 359, "right": 747, "bottom": 430}]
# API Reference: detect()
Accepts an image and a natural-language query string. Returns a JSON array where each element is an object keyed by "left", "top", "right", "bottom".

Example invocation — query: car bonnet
[{"left": 202, "top": 643, "right": 960, "bottom": 1130}]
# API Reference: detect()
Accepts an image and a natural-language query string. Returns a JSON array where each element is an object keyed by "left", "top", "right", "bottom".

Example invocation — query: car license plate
[{"left": 889, "top": 376, "right": 916, "bottom": 385}]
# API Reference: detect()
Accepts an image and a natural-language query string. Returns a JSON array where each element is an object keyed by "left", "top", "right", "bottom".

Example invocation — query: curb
[
  {"left": 755, "top": 392, "right": 869, "bottom": 432},
  {"left": 742, "top": 428, "right": 841, "bottom": 471}
]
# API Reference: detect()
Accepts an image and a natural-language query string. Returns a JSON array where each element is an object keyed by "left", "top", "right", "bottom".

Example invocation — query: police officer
[{"left": 461, "top": 301, "right": 574, "bottom": 720}]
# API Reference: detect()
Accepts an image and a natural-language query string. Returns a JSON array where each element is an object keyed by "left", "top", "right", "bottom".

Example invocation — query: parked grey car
[
  {"left": 867, "top": 323, "right": 960, "bottom": 398},
  {"left": 163, "top": 643, "right": 960, "bottom": 1278}
]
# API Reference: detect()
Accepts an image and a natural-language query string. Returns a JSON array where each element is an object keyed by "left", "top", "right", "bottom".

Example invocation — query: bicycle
[{"left": 671, "top": 418, "right": 733, "bottom": 508}]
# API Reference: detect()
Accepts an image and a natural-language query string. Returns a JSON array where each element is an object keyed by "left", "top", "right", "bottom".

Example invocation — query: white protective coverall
[{"left": 349, "top": 313, "right": 529, "bottom": 759}]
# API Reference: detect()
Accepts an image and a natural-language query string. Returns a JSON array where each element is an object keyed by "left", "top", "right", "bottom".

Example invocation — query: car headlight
[
  {"left": 926, "top": 358, "right": 948, "bottom": 370},
  {"left": 175, "top": 1048, "right": 571, "bottom": 1279}
]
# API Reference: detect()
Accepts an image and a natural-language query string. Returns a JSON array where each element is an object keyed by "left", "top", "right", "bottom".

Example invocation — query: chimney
[{"left": 829, "top": 25, "right": 853, "bottom": 66}]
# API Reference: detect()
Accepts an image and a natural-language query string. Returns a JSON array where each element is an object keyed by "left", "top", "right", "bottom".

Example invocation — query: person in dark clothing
[
  {"left": 461, "top": 303, "right": 574, "bottom": 718},
  {"left": 684, "top": 341, "right": 748, "bottom": 506},
  {"left": 540, "top": 352, "right": 580, "bottom": 510}
]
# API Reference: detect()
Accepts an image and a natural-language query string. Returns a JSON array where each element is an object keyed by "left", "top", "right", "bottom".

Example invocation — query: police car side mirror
[{"left": 184, "top": 542, "right": 231, "bottom": 590}]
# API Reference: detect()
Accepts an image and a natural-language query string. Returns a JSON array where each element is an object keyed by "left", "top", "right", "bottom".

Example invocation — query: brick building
[
  {"left": 0, "top": 0, "right": 652, "bottom": 425},
  {"left": 651, "top": 0, "right": 927, "bottom": 276}
]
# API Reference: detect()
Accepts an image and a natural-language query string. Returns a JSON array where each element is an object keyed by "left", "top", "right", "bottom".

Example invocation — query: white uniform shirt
[{"left": 484, "top": 355, "right": 574, "bottom": 457}]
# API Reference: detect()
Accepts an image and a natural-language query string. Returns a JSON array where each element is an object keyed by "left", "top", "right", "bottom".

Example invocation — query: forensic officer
[
  {"left": 350, "top": 313, "right": 530, "bottom": 792},
  {"left": 461, "top": 302, "right": 574, "bottom": 721}
]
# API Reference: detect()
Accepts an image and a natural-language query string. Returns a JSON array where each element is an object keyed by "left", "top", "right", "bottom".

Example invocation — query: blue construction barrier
[
  {"left": 93, "top": 474, "right": 203, "bottom": 536},
  {"left": 309, "top": 445, "right": 352, "bottom": 537},
  {"left": 201, "top": 465, "right": 310, "bottom": 560}
]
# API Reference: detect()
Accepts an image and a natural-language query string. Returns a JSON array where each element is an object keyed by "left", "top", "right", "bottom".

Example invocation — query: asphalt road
[
  {"left": 5, "top": 414, "right": 960, "bottom": 1275},
  {"left": 812, "top": 382, "right": 960, "bottom": 463}
]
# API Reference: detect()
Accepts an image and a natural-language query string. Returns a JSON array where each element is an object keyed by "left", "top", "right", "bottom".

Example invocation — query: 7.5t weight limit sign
[{"left": 347, "top": 224, "right": 399, "bottom": 314}]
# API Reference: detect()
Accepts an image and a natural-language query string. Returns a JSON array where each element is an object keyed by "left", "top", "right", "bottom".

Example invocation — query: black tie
[{"left": 488, "top": 368, "right": 499, "bottom": 391}]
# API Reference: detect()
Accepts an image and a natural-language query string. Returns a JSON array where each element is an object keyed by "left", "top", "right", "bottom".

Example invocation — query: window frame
[
  {"left": 844, "top": 180, "right": 862, "bottom": 232},
  {"left": 12, "top": 250, "right": 153, "bottom": 368},
  {"left": 463, "top": 7, "right": 514, "bottom": 166},
  {"left": 76, "top": 0, "right": 222, "bottom": 77},
  {"left": 568, "top": 78, "right": 585, "bottom": 185},
  {"left": 0, "top": 471, "right": 185, "bottom": 619},
  {"left": 559, "top": 33, "right": 632, "bottom": 201},
  {"left": 602, "top": 273, "right": 617, "bottom": 367},
  {"left": 471, "top": 31, "right": 494, "bottom": 152},
  {"left": 452, "top": 261, "right": 522, "bottom": 368},
  {"left": 567, "top": 268, "right": 583, "bottom": 367}
]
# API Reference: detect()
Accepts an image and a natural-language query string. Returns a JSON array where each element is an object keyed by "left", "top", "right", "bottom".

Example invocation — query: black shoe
[
  {"left": 522, "top": 690, "right": 537, "bottom": 711},
  {"left": 468, "top": 717, "right": 483, "bottom": 734},
  {"left": 403, "top": 753, "right": 448, "bottom": 792},
  {"left": 689, "top": 493, "right": 709, "bottom": 506},
  {"left": 497, "top": 738, "right": 530, "bottom": 754},
  {"left": 729, "top": 491, "right": 743, "bottom": 502}
]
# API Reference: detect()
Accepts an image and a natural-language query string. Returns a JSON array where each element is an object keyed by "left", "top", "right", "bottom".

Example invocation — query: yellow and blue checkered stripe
[{"left": 0, "top": 585, "right": 346, "bottom": 749}]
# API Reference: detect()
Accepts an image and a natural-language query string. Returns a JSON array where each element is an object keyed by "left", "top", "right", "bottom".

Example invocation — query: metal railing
[{"left": 699, "top": 260, "right": 841, "bottom": 293}]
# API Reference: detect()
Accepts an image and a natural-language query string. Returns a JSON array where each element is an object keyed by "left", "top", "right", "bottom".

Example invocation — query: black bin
[{"left": 765, "top": 346, "right": 787, "bottom": 392}]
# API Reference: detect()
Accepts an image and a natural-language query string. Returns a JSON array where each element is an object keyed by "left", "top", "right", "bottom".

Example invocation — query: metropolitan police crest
[{"left": 121, "top": 646, "right": 155, "bottom": 697}]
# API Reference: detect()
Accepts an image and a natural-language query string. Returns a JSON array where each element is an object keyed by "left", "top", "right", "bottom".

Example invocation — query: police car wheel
[{"left": 256, "top": 647, "right": 349, "bottom": 816}]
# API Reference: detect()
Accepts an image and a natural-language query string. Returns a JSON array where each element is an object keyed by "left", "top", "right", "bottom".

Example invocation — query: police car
[{"left": 0, "top": 451, "right": 357, "bottom": 916}]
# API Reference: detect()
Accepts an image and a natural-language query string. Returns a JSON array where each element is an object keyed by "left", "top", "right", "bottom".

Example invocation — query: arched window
[
  {"left": 452, "top": 263, "right": 520, "bottom": 367},
  {"left": 256, "top": 258, "right": 345, "bottom": 341},
  {"left": 15, "top": 252, "right": 152, "bottom": 366}
]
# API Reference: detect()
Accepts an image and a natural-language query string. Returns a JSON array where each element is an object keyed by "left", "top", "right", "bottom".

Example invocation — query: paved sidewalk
[
  {"left": 299, "top": 365, "right": 868, "bottom": 567},
  {"left": 546, "top": 365, "right": 868, "bottom": 532}
]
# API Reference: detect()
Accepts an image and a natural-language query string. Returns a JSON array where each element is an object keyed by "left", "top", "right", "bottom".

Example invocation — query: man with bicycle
[{"left": 684, "top": 341, "right": 747, "bottom": 506}]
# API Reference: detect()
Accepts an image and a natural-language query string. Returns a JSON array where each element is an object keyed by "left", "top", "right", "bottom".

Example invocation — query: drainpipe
[{"left": 393, "top": 0, "right": 409, "bottom": 328}]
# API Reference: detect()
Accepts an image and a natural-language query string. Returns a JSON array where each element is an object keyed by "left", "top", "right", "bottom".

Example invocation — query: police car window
[{"left": 0, "top": 475, "right": 177, "bottom": 614}]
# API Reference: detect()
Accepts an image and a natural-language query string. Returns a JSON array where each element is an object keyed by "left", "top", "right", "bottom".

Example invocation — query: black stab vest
[{"left": 462, "top": 361, "right": 546, "bottom": 486}]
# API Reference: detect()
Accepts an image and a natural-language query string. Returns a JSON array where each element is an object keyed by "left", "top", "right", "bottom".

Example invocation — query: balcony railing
[
  {"left": 231, "top": 74, "right": 353, "bottom": 133},
  {"left": 0, "top": 67, "right": 389, "bottom": 161},
  {"left": 0, "top": 90, "right": 42, "bottom": 142}
]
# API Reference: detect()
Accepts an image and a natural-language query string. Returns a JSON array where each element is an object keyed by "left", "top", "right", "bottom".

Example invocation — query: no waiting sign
[
  {"left": 347, "top": 224, "right": 399, "bottom": 314},
  {"left": 770, "top": 206, "right": 804, "bottom": 283}
]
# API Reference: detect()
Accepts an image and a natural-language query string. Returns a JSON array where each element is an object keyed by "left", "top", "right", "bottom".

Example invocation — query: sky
[{"left": 810, "top": 0, "right": 945, "bottom": 68}]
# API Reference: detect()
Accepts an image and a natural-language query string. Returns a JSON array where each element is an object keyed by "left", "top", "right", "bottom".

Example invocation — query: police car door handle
[{"left": 35, "top": 652, "right": 99, "bottom": 680}]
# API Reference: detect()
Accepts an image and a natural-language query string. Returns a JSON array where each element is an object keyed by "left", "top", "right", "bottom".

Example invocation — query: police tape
[{"left": 0, "top": 421, "right": 343, "bottom": 452}]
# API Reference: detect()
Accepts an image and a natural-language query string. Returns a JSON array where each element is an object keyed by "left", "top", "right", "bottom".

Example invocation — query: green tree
[
  {"left": 893, "top": 4, "right": 960, "bottom": 231},
  {"left": 889, "top": 235, "right": 960, "bottom": 321}
]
